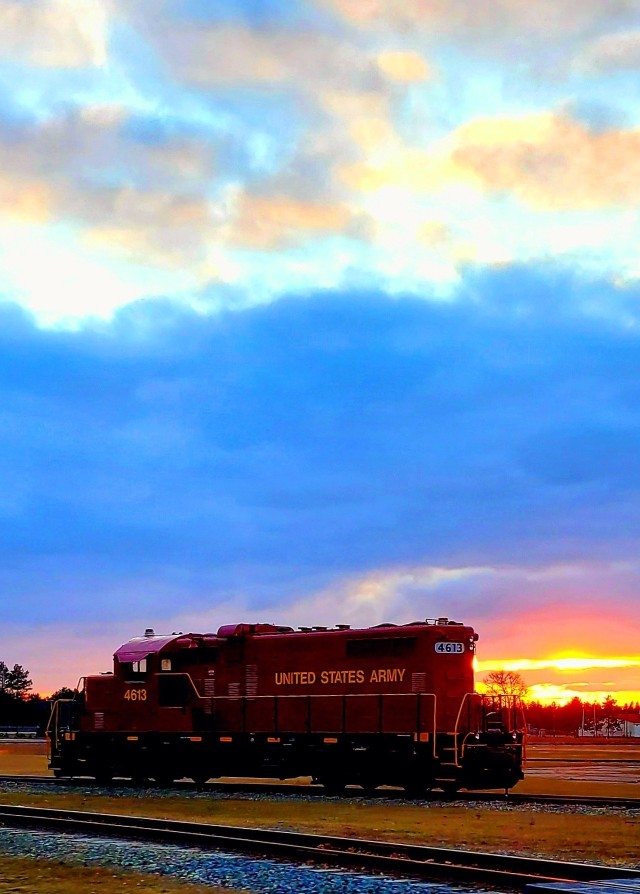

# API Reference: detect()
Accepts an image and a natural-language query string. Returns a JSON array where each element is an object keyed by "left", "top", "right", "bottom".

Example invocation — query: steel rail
[
  {"left": 2, "top": 774, "right": 640, "bottom": 809},
  {"left": 1, "top": 803, "right": 639, "bottom": 889}
]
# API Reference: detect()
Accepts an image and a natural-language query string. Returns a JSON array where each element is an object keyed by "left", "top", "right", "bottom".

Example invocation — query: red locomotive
[{"left": 48, "top": 618, "right": 525, "bottom": 793}]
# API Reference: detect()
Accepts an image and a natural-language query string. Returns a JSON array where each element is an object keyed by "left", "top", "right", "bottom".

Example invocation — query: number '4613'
[
  {"left": 124, "top": 688, "right": 147, "bottom": 701},
  {"left": 434, "top": 642, "right": 464, "bottom": 654}
]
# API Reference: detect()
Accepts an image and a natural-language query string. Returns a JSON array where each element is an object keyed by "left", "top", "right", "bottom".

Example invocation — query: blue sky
[{"left": 1, "top": 0, "right": 640, "bottom": 700}]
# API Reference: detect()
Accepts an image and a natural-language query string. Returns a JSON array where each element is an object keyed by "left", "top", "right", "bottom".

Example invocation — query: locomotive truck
[{"left": 48, "top": 618, "right": 525, "bottom": 793}]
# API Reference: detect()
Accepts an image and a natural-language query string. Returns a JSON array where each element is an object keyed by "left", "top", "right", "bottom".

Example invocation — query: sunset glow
[
  {"left": 477, "top": 656, "right": 640, "bottom": 674},
  {"left": 477, "top": 655, "right": 640, "bottom": 706}
]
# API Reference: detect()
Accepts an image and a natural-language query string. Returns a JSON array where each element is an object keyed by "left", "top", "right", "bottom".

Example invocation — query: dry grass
[
  {"left": 0, "top": 855, "right": 245, "bottom": 894},
  {"left": 0, "top": 787, "right": 638, "bottom": 865},
  {"left": 0, "top": 742, "right": 48, "bottom": 775},
  {"left": 514, "top": 777, "right": 640, "bottom": 798}
]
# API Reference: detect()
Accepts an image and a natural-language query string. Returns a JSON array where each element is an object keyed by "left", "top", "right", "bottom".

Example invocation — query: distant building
[
  {"left": 619, "top": 714, "right": 640, "bottom": 737},
  {"left": 578, "top": 713, "right": 640, "bottom": 737}
]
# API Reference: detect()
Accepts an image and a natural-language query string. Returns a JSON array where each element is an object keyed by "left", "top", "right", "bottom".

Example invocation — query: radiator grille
[
  {"left": 411, "top": 672, "right": 427, "bottom": 692},
  {"left": 245, "top": 664, "right": 258, "bottom": 696}
]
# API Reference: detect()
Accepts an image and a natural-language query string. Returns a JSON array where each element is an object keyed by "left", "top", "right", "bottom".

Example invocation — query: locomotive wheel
[
  {"left": 131, "top": 774, "right": 149, "bottom": 786},
  {"left": 152, "top": 774, "right": 175, "bottom": 787},
  {"left": 191, "top": 774, "right": 210, "bottom": 787},
  {"left": 439, "top": 781, "right": 460, "bottom": 796},
  {"left": 94, "top": 772, "right": 113, "bottom": 785},
  {"left": 320, "top": 777, "right": 346, "bottom": 794},
  {"left": 360, "top": 781, "right": 379, "bottom": 795},
  {"left": 403, "top": 781, "right": 432, "bottom": 798}
]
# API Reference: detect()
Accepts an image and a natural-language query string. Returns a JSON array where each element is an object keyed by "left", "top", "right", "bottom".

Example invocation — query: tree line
[
  {"left": 0, "top": 659, "right": 72, "bottom": 731},
  {"left": 484, "top": 670, "right": 640, "bottom": 736},
  {"left": 525, "top": 695, "right": 640, "bottom": 736}
]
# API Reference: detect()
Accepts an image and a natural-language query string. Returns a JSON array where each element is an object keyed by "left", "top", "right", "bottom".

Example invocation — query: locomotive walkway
[{"left": 0, "top": 802, "right": 639, "bottom": 889}]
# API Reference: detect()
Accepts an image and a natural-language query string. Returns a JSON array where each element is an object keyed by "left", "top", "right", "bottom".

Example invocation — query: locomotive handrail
[
  {"left": 453, "top": 692, "right": 483, "bottom": 767},
  {"left": 158, "top": 672, "right": 205, "bottom": 700},
  {"left": 158, "top": 676, "right": 438, "bottom": 747},
  {"left": 455, "top": 693, "right": 527, "bottom": 767},
  {"left": 45, "top": 698, "right": 77, "bottom": 760},
  {"left": 210, "top": 691, "right": 437, "bottom": 744}
]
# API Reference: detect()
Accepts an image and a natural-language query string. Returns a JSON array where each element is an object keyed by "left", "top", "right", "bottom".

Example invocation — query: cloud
[
  {"left": 0, "top": 0, "right": 109, "bottom": 68},
  {"left": 320, "top": 0, "right": 637, "bottom": 44},
  {"left": 1, "top": 267, "right": 640, "bottom": 622},
  {"left": 0, "top": 175, "right": 52, "bottom": 223},
  {"left": 576, "top": 30, "right": 640, "bottom": 74},
  {"left": 0, "top": 105, "right": 221, "bottom": 281},
  {"left": 145, "top": 21, "right": 384, "bottom": 93},
  {"left": 452, "top": 113, "right": 640, "bottom": 210},
  {"left": 375, "top": 51, "right": 431, "bottom": 82},
  {"left": 3, "top": 1, "right": 640, "bottom": 328},
  {"left": 223, "top": 194, "right": 358, "bottom": 249},
  {"left": 341, "top": 110, "right": 640, "bottom": 214}
]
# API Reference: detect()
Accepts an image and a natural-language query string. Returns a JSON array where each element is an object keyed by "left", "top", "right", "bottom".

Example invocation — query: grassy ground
[
  {"left": 0, "top": 855, "right": 245, "bottom": 894},
  {"left": 0, "top": 786, "right": 638, "bottom": 865}
]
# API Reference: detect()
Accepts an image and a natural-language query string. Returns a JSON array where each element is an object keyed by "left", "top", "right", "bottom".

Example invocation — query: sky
[{"left": 0, "top": 0, "right": 639, "bottom": 705}]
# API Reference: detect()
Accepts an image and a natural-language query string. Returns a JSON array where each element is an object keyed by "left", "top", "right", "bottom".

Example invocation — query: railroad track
[
  {"left": 1, "top": 803, "right": 638, "bottom": 889},
  {"left": 2, "top": 774, "right": 640, "bottom": 810}
]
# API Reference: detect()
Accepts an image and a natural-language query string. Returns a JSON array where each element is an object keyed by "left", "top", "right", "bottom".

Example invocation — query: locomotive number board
[
  {"left": 124, "top": 688, "right": 148, "bottom": 700},
  {"left": 434, "top": 642, "right": 464, "bottom": 653}
]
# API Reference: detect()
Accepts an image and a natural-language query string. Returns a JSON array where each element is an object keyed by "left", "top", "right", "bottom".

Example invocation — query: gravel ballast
[{"left": 0, "top": 827, "right": 473, "bottom": 894}]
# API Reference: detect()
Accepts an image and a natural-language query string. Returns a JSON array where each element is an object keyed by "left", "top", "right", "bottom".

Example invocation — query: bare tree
[{"left": 483, "top": 670, "right": 528, "bottom": 699}]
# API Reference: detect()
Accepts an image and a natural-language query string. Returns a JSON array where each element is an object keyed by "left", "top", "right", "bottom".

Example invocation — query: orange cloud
[
  {"left": 0, "top": 176, "right": 52, "bottom": 223},
  {"left": 226, "top": 195, "right": 355, "bottom": 249},
  {"left": 452, "top": 113, "right": 640, "bottom": 210},
  {"left": 341, "top": 110, "right": 640, "bottom": 213},
  {"left": 478, "top": 657, "right": 640, "bottom": 675},
  {"left": 341, "top": 147, "right": 463, "bottom": 193},
  {"left": 320, "top": 90, "right": 390, "bottom": 122},
  {"left": 376, "top": 50, "right": 431, "bottom": 82}
]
